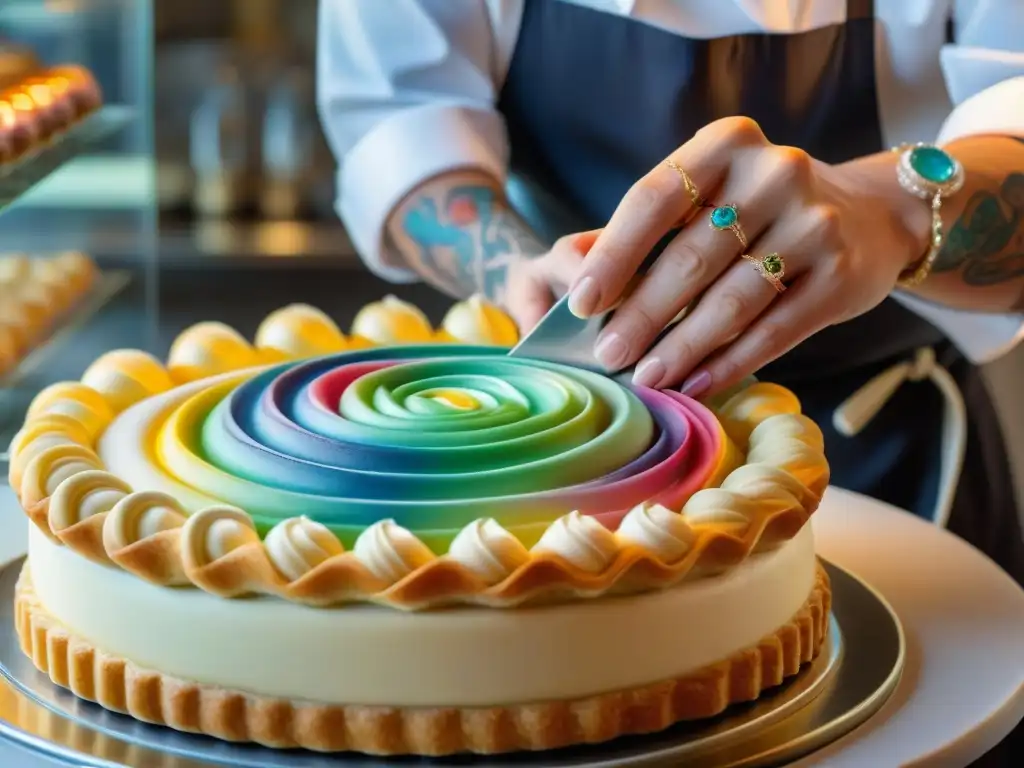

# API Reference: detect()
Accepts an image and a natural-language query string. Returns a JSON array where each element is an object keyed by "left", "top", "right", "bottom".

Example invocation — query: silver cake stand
[{"left": 0, "top": 559, "right": 903, "bottom": 768}]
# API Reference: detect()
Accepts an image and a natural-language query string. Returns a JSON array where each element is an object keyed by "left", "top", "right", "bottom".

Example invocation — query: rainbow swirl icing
[{"left": 99, "top": 346, "right": 736, "bottom": 551}]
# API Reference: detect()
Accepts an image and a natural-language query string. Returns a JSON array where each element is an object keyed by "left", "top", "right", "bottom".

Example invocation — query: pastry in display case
[
  {"left": 0, "top": 41, "right": 103, "bottom": 165},
  {"left": 0, "top": 252, "right": 100, "bottom": 377}
]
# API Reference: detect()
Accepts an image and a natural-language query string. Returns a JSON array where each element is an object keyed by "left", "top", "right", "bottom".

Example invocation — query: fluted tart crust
[{"left": 15, "top": 561, "right": 831, "bottom": 756}]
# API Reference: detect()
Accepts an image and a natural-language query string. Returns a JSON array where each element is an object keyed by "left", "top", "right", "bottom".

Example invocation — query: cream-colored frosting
[
  {"left": 683, "top": 488, "right": 759, "bottom": 526},
  {"left": 79, "top": 489, "right": 128, "bottom": 520},
  {"left": 47, "top": 470, "right": 132, "bottom": 532},
  {"left": 617, "top": 502, "right": 696, "bottom": 563},
  {"left": 448, "top": 518, "right": 530, "bottom": 583},
  {"left": 181, "top": 506, "right": 260, "bottom": 567},
  {"left": 352, "top": 520, "right": 435, "bottom": 583},
  {"left": 103, "top": 492, "right": 186, "bottom": 552},
  {"left": 16, "top": 445, "right": 102, "bottom": 506},
  {"left": 29, "top": 522, "right": 817, "bottom": 707},
  {"left": 532, "top": 511, "right": 620, "bottom": 572},
  {"left": 265, "top": 516, "right": 345, "bottom": 581},
  {"left": 42, "top": 458, "right": 98, "bottom": 496}
]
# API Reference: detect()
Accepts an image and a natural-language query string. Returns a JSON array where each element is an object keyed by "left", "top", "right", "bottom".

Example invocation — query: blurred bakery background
[
  {"left": 0, "top": 0, "right": 1021, "bottom": 510},
  {"left": 0, "top": 0, "right": 447, "bottom": 453}
]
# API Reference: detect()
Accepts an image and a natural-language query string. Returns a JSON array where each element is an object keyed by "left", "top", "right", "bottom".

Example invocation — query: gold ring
[
  {"left": 742, "top": 252, "right": 786, "bottom": 293},
  {"left": 709, "top": 204, "right": 747, "bottom": 248},
  {"left": 665, "top": 160, "right": 704, "bottom": 208}
]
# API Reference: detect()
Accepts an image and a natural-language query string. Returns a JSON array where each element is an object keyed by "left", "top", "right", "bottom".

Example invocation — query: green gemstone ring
[
  {"left": 895, "top": 143, "right": 964, "bottom": 201},
  {"left": 709, "top": 204, "right": 747, "bottom": 248},
  {"left": 743, "top": 252, "right": 786, "bottom": 293}
]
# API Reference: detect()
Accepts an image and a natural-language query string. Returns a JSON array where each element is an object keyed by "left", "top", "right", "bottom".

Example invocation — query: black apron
[{"left": 497, "top": 4, "right": 1023, "bottom": 761}]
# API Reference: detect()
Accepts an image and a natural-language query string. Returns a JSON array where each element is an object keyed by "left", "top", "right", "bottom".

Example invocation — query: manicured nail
[
  {"left": 680, "top": 370, "right": 712, "bottom": 398},
  {"left": 568, "top": 276, "right": 598, "bottom": 318},
  {"left": 594, "top": 332, "right": 627, "bottom": 370},
  {"left": 632, "top": 358, "right": 666, "bottom": 388}
]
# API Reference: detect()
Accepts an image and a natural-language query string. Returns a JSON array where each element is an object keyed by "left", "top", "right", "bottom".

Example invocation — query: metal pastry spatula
[{"left": 508, "top": 229, "right": 682, "bottom": 382}]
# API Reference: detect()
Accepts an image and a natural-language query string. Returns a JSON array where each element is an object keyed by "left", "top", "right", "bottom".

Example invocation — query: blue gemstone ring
[
  {"left": 709, "top": 204, "right": 747, "bottom": 248},
  {"left": 895, "top": 143, "right": 965, "bottom": 201}
]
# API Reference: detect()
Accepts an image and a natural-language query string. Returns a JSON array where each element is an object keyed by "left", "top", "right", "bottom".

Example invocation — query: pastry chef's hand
[
  {"left": 566, "top": 116, "right": 932, "bottom": 397},
  {"left": 504, "top": 230, "right": 602, "bottom": 332}
]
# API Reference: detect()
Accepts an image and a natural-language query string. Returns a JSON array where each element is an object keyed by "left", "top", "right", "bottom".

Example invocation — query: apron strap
[{"left": 832, "top": 347, "right": 967, "bottom": 528}]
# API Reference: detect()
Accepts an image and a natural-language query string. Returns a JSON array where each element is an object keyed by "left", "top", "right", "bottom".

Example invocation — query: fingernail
[
  {"left": 594, "top": 332, "right": 627, "bottom": 370},
  {"left": 632, "top": 358, "right": 666, "bottom": 388},
  {"left": 680, "top": 370, "right": 712, "bottom": 398},
  {"left": 568, "top": 276, "right": 598, "bottom": 318}
]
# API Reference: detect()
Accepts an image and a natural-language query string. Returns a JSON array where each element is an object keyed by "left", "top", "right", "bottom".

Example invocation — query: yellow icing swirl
[
  {"left": 80, "top": 350, "right": 174, "bottom": 413},
  {"left": 437, "top": 294, "right": 519, "bottom": 346},
  {"left": 255, "top": 304, "right": 347, "bottom": 360},
  {"left": 350, "top": 295, "right": 434, "bottom": 345},
  {"left": 168, "top": 322, "right": 261, "bottom": 383}
]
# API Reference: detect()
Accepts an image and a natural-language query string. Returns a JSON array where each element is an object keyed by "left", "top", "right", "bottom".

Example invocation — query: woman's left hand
[{"left": 570, "top": 116, "right": 932, "bottom": 397}]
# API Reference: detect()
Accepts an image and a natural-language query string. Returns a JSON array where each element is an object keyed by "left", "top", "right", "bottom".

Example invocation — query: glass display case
[
  {"left": 0, "top": 0, "right": 155, "bottom": 471},
  {"left": 0, "top": 0, "right": 462, "bottom": 479}
]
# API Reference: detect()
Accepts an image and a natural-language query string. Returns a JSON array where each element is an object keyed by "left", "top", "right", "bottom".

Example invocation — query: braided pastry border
[{"left": 15, "top": 560, "right": 831, "bottom": 756}]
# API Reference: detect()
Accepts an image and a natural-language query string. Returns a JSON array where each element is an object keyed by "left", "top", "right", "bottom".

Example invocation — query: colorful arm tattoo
[
  {"left": 931, "top": 137, "right": 1024, "bottom": 294},
  {"left": 399, "top": 184, "right": 547, "bottom": 302}
]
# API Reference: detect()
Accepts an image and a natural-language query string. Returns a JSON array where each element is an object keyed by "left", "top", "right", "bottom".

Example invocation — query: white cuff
[
  {"left": 904, "top": 70, "right": 1024, "bottom": 364},
  {"left": 937, "top": 56, "right": 1024, "bottom": 142},
  {"left": 337, "top": 104, "right": 509, "bottom": 284},
  {"left": 892, "top": 292, "right": 1024, "bottom": 365}
]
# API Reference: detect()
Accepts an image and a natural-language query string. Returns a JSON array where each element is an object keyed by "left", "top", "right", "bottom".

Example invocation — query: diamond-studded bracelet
[{"left": 891, "top": 143, "right": 965, "bottom": 289}]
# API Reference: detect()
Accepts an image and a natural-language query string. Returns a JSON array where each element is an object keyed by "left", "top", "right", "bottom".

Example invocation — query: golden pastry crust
[{"left": 15, "top": 561, "right": 831, "bottom": 756}]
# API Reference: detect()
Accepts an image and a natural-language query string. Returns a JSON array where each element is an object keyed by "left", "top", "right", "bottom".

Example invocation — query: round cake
[{"left": 8, "top": 296, "right": 831, "bottom": 756}]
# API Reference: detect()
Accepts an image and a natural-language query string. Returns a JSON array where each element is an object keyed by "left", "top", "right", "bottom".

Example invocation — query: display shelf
[
  {"left": 1, "top": 268, "right": 130, "bottom": 387},
  {"left": 0, "top": 269, "right": 132, "bottom": 466},
  {"left": 158, "top": 219, "right": 358, "bottom": 266},
  {"left": 0, "top": 212, "right": 361, "bottom": 268},
  {"left": 0, "top": 269, "right": 131, "bottom": 466},
  {"left": 0, "top": 106, "right": 133, "bottom": 213}
]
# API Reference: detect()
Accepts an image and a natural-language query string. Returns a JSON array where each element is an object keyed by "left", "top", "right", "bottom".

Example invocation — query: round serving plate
[{"left": 0, "top": 559, "right": 903, "bottom": 768}]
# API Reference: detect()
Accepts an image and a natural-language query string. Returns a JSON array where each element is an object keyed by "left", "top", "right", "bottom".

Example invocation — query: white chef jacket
[{"left": 317, "top": 0, "right": 1024, "bottom": 365}]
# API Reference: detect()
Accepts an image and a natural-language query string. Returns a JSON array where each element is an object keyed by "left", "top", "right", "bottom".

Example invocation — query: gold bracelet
[
  {"left": 891, "top": 142, "right": 964, "bottom": 288},
  {"left": 896, "top": 190, "right": 944, "bottom": 288}
]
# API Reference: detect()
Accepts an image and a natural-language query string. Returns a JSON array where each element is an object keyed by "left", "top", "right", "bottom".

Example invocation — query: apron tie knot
[
  {"left": 832, "top": 346, "right": 966, "bottom": 528},
  {"left": 907, "top": 346, "right": 936, "bottom": 381}
]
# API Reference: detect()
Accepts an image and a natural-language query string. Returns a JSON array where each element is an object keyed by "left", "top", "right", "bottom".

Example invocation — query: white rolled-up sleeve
[
  {"left": 316, "top": 0, "right": 508, "bottom": 282},
  {"left": 893, "top": 0, "right": 1024, "bottom": 365}
]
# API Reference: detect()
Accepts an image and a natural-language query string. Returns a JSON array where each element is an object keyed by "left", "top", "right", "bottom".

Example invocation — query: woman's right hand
[{"left": 505, "top": 230, "right": 600, "bottom": 332}]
